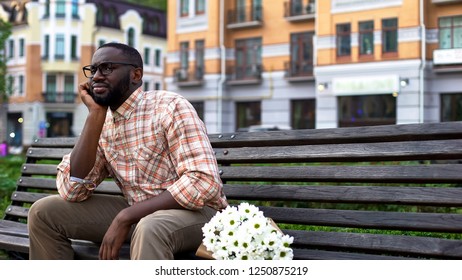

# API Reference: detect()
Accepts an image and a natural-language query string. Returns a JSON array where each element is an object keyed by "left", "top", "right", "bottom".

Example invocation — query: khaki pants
[{"left": 28, "top": 194, "right": 216, "bottom": 260}]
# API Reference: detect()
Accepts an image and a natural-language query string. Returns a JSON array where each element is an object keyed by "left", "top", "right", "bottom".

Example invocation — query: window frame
[
  {"left": 438, "top": 15, "right": 462, "bottom": 49},
  {"left": 359, "top": 20, "right": 374, "bottom": 56},
  {"left": 336, "top": 23, "right": 351, "bottom": 57},
  {"left": 382, "top": 18, "right": 398, "bottom": 54}
]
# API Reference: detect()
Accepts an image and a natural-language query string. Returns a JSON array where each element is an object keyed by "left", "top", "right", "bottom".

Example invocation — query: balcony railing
[
  {"left": 43, "top": 91, "right": 77, "bottom": 103},
  {"left": 284, "top": 0, "right": 315, "bottom": 21},
  {"left": 227, "top": 5, "right": 263, "bottom": 29},
  {"left": 284, "top": 61, "right": 313, "bottom": 82},
  {"left": 227, "top": 64, "right": 263, "bottom": 85},
  {"left": 173, "top": 66, "right": 205, "bottom": 87}
]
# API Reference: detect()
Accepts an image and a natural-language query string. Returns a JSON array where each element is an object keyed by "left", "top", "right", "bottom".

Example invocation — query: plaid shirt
[{"left": 57, "top": 88, "right": 228, "bottom": 210}]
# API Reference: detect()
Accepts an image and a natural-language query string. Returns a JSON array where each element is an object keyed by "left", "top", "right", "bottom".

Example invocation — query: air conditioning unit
[
  {"left": 250, "top": 64, "right": 261, "bottom": 78},
  {"left": 176, "top": 68, "right": 188, "bottom": 81}
]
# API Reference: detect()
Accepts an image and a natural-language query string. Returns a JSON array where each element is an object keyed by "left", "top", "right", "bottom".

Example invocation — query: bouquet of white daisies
[{"left": 199, "top": 202, "right": 294, "bottom": 260}]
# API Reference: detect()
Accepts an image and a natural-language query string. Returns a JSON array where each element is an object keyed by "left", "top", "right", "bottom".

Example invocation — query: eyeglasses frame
[{"left": 82, "top": 61, "right": 139, "bottom": 78}]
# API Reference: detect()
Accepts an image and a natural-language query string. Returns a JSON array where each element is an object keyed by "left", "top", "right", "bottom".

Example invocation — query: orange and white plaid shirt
[{"left": 57, "top": 88, "right": 228, "bottom": 210}]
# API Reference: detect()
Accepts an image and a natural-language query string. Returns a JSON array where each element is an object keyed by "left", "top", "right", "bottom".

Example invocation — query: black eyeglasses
[{"left": 82, "top": 62, "right": 138, "bottom": 78}]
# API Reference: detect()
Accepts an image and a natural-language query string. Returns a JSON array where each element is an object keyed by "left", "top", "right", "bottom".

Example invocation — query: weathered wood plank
[
  {"left": 214, "top": 139, "right": 462, "bottom": 163},
  {"left": 209, "top": 122, "right": 462, "bottom": 148},
  {"left": 286, "top": 230, "right": 462, "bottom": 259},
  {"left": 260, "top": 206, "right": 462, "bottom": 232},
  {"left": 223, "top": 185, "right": 462, "bottom": 206}
]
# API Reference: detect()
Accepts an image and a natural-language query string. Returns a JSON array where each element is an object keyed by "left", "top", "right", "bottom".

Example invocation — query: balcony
[
  {"left": 227, "top": 5, "right": 263, "bottom": 29},
  {"left": 284, "top": 0, "right": 315, "bottom": 22},
  {"left": 43, "top": 92, "right": 77, "bottom": 104},
  {"left": 284, "top": 61, "right": 314, "bottom": 82},
  {"left": 173, "top": 67, "right": 204, "bottom": 87},
  {"left": 227, "top": 64, "right": 263, "bottom": 86}
]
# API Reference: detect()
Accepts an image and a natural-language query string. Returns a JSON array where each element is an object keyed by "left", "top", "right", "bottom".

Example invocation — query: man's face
[{"left": 88, "top": 47, "right": 133, "bottom": 109}]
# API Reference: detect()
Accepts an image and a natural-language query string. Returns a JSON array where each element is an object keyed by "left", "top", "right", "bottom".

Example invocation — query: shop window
[
  {"left": 190, "top": 101, "right": 204, "bottom": 121},
  {"left": 291, "top": 99, "right": 315, "bottom": 129},
  {"left": 338, "top": 94, "right": 396, "bottom": 127},
  {"left": 236, "top": 101, "right": 261, "bottom": 131},
  {"left": 441, "top": 93, "right": 462, "bottom": 122}
]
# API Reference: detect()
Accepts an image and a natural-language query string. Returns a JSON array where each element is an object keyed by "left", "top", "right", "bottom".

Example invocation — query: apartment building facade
[
  {"left": 166, "top": 0, "right": 462, "bottom": 133},
  {"left": 0, "top": 0, "right": 166, "bottom": 148},
  {"left": 166, "top": 0, "right": 315, "bottom": 133}
]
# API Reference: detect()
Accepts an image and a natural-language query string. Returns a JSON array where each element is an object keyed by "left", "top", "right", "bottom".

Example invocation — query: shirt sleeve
[
  {"left": 164, "top": 97, "right": 227, "bottom": 210},
  {"left": 56, "top": 146, "right": 110, "bottom": 202}
]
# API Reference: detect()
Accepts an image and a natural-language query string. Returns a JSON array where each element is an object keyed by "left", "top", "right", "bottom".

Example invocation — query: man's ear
[{"left": 131, "top": 67, "right": 143, "bottom": 84}]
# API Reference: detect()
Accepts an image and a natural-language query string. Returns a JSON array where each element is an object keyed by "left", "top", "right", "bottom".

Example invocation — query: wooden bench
[{"left": 1, "top": 121, "right": 462, "bottom": 259}]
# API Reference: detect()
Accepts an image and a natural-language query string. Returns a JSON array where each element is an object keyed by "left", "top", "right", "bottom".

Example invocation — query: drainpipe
[
  {"left": 217, "top": 0, "right": 226, "bottom": 133},
  {"left": 419, "top": 0, "right": 425, "bottom": 123}
]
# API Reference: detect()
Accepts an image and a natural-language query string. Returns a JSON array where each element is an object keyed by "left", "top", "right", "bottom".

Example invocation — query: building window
[
  {"left": 180, "top": 42, "right": 189, "bottom": 69},
  {"left": 43, "top": 35, "right": 49, "bottom": 59},
  {"left": 144, "top": 81, "right": 150, "bottom": 91},
  {"left": 291, "top": 99, "right": 315, "bottom": 129},
  {"left": 382, "top": 18, "right": 398, "bottom": 53},
  {"left": 155, "top": 49, "right": 162, "bottom": 67},
  {"left": 235, "top": 37, "right": 262, "bottom": 80},
  {"left": 8, "top": 39, "right": 14, "bottom": 58},
  {"left": 252, "top": 0, "right": 262, "bottom": 21},
  {"left": 359, "top": 20, "right": 374, "bottom": 55},
  {"left": 180, "top": 0, "right": 189, "bottom": 17},
  {"left": 236, "top": 101, "right": 261, "bottom": 131},
  {"left": 336, "top": 23, "right": 351, "bottom": 57},
  {"left": 439, "top": 15, "right": 462, "bottom": 49},
  {"left": 98, "top": 39, "right": 106, "bottom": 47},
  {"left": 18, "top": 75, "right": 24, "bottom": 95},
  {"left": 19, "top": 38, "right": 24, "bottom": 57},
  {"left": 195, "top": 40, "right": 204, "bottom": 80},
  {"left": 46, "top": 74, "right": 57, "bottom": 96},
  {"left": 155, "top": 82, "right": 161, "bottom": 90},
  {"left": 64, "top": 75, "right": 75, "bottom": 102},
  {"left": 56, "top": 0, "right": 65, "bottom": 17},
  {"left": 289, "top": 32, "right": 313, "bottom": 77},
  {"left": 127, "top": 28, "right": 135, "bottom": 47},
  {"left": 441, "top": 93, "right": 462, "bottom": 122},
  {"left": 144, "top": 47, "right": 151, "bottom": 65},
  {"left": 196, "top": 0, "right": 205, "bottom": 15},
  {"left": 190, "top": 101, "right": 204, "bottom": 121},
  {"left": 72, "top": 0, "right": 79, "bottom": 18},
  {"left": 71, "top": 35, "right": 77, "bottom": 59},
  {"left": 55, "top": 34, "right": 65, "bottom": 59},
  {"left": 44, "top": 0, "right": 50, "bottom": 17},
  {"left": 338, "top": 94, "right": 396, "bottom": 127}
]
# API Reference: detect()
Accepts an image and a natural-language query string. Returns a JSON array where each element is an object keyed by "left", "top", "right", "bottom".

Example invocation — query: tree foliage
[
  {"left": 0, "top": 19, "right": 12, "bottom": 103},
  {"left": 124, "top": 0, "right": 167, "bottom": 10}
]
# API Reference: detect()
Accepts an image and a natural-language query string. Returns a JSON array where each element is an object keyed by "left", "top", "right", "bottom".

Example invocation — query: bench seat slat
[
  {"left": 291, "top": 248, "right": 417, "bottom": 260},
  {"left": 286, "top": 230, "right": 462, "bottom": 259},
  {"left": 215, "top": 139, "right": 462, "bottom": 163},
  {"left": 21, "top": 164, "right": 59, "bottom": 176},
  {"left": 224, "top": 185, "right": 462, "bottom": 206},
  {"left": 209, "top": 122, "right": 462, "bottom": 148},
  {"left": 219, "top": 165, "right": 462, "bottom": 183},
  {"left": 25, "top": 148, "right": 72, "bottom": 160},
  {"left": 17, "top": 177, "right": 121, "bottom": 195},
  {"left": 260, "top": 206, "right": 462, "bottom": 232}
]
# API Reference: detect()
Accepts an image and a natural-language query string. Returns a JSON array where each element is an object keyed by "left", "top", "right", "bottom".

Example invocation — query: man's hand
[
  {"left": 78, "top": 81, "right": 108, "bottom": 112},
  {"left": 99, "top": 211, "right": 132, "bottom": 260}
]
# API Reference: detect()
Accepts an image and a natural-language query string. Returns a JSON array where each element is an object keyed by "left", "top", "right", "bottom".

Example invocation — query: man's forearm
[{"left": 70, "top": 110, "right": 107, "bottom": 178}]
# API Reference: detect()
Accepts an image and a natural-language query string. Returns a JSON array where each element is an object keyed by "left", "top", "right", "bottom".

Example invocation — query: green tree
[
  {"left": 125, "top": 0, "right": 167, "bottom": 10},
  {"left": 0, "top": 19, "right": 12, "bottom": 103}
]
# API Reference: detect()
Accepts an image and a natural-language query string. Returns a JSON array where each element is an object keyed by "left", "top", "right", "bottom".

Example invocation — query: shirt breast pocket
[{"left": 134, "top": 145, "right": 171, "bottom": 183}]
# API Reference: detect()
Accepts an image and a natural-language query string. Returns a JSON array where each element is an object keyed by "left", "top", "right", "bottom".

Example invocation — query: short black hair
[{"left": 98, "top": 42, "right": 143, "bottom": 69}]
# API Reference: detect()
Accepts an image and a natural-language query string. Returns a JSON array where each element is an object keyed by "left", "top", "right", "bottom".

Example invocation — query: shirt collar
[{"left": 112, "top": 87, "right": 143, "bottom": 120}]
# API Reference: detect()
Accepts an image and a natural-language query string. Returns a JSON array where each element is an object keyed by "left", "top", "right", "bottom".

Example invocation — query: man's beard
[{"left": 90, "top": 75, "right": 131, "bottom": 107}]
